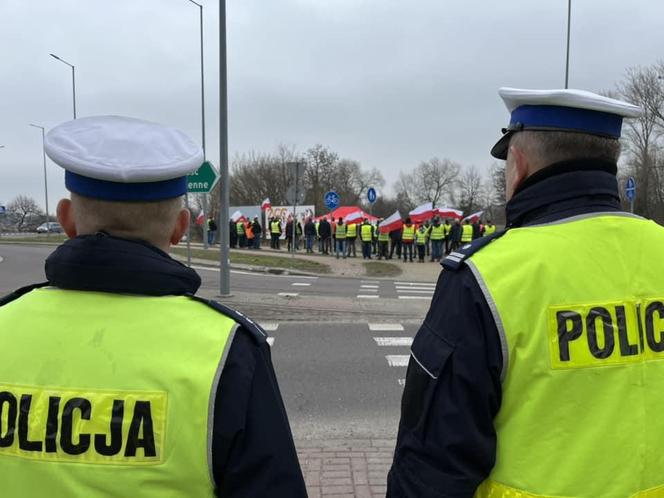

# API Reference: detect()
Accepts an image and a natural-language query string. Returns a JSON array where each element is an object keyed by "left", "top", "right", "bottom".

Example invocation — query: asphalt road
[{"left": 0, "top": 243, "right": 430, "bottom": 440}]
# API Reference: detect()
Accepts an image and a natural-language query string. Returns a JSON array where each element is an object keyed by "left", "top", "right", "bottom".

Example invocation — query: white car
[{"left": 36, "top": 222, "right": 63, "bottom": 233}]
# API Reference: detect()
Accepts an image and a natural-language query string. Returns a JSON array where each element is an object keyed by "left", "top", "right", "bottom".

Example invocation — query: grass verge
[
  {"left": 0, "top": 235, "right": 67, "bottom": 244},
  {"left": 362, "top": 261, "right": 402, "bottom": 278},
  {"left": 170, "top": 247, "right": 332, "bottom": 274}
]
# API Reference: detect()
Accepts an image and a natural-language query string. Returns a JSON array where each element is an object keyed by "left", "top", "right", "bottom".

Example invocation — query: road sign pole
[
  {"left": 630, "top": 199, "right": 634, "bottom": 214},
  {"left": 219, "top": 0, "right": 230, "bottom": 296},
  {"left": 185, "top": 193, "right": 192, "bottom": 266},
  {"left": 292, "top": 165, "right": 298, "bottom": 258}
]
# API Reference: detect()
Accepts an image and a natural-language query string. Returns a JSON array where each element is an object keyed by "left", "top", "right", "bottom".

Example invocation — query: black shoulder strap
[
  {"left": 189, "top": 295, "right": 268, "bottom": 345},
  {"left": 441, "top": 229, "right": 509, "bottom": 271},
  {"left": 0, "top": 282, "right": 50, "bottom": 307}
]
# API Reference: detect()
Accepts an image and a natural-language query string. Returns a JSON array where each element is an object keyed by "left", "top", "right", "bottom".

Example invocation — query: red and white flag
[
  {"left": 435, "top": 207, "right": 464, "bottom": 220},
  {"left": 344, "top": 211, "right": 364, "bottom": 224},
  {"left": 409, "top": 202, "right": 434, "bottom": 223},
  {"left": 261, "top": 198, "right": 271, "bottom": 211},
  {"left": 231, "top": 210, "right": 246, "bottom": 223},
  {"left": 463, "top": 210, "right": 484, "bottom": 223},
  {"left": 379, "top": 211, "right": 403, "bottom": 234},
  {"left": 195, "top": 211, "right": 205, "bottom": 225}
]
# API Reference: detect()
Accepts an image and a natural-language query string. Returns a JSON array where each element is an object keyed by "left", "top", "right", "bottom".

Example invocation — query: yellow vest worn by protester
[
  {"left": 360, "top": 224, "right": 373, "bottom": 242},
  {"left": 461, "top": 223, "right": 473, "bottom": 242},
  {"left": 467, "top": 213, "right": 664, "bottom": 498},
  {"left": 335, "top": 224, "right": 346, "bottom": 239},
  {"left": 430, "top": 225, "right": 445, "bottom": 240},
  {"left": 378, "top": 229, "right": 390, "bottom": 242},
  {"left": 402, "top": 225, "right": 415, "bottom": 242},
  {"left": 443, "top": 223, "right": 451, "bottom": 237},
  {"left": 484, "top": 224, "right": 496, "bottom": 235},
  {"left": 415, "top": 229, "right": 427, "bottom": 245},
  {"left": 236, "top": 221, "right": 245, "bottom": 235},
  {"left": 0, "top": 287, "right": 236, "bottom": 498},
  {"left": 270, "top": 221, "right": 281, "bottom": 234},
  {"left": 346, "top": 223, "right": 357, "bottom": 238}
]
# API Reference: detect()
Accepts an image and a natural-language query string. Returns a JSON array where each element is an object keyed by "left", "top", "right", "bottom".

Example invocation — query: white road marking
[
  {"left": 191, "top": 266, "right": 319, "bottom": 280},
  {"left": 386, "top": 355, "right": 410, "bottom": 367},
  {"left": 361, "top": 280, "right": 380, "bottom": 284},
  {"left": 394, "top": 281, "right": 435, "bottom": 286},
  {"left": 396, "top": 289, "right": 434, "bottom": 294},
  {"left": 291, "top": 282, "right": 311, "bottom": 287},
  {"left": 368, "top": 323, "right": 405, "bottom": 331},
  {"left": 260, "top": 323, "right": 279, "bottom": 332},
  {"left": 278, "top": 292, "right": 299, "bottom": 297},
  {"left": 357, "top": 294, "right": 379, "bottom": 299},
  {"left": 267, "top": 337, "right": 275, "bottom": 347},
  {"left": 374, "top": 337, "right": 413, "bottom": 347},
  {"left": 398, "top": 296, "right": 432, "bottom": 300},
  {"left": 398, "top": 379, "right": 406, "bottom": 386},
  {"left": 360, "top": 285, "right": 379, "bottom": 289}
]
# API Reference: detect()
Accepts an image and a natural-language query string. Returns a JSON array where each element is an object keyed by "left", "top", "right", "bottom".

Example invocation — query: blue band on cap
[
  {"left": 65, "top": 171, "right": 187, "bottom": 201},
  {"left": 510, "top": 105, "right": 623, "bottom": 138}
]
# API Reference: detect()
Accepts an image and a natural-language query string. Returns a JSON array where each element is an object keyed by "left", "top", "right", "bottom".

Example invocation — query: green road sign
[{"left": 187, "top": 161, "right": 219, "bottom": 193}]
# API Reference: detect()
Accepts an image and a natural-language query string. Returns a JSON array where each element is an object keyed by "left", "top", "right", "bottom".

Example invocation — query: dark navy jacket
[
  {"left": 387, "top": 159, "right": 623, "bottom": 497},
  {"left": 0, "top": 234, "right": 307, "bottom": 498}
]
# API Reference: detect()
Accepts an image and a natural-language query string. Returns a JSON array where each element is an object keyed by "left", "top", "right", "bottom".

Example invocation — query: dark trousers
[
  {"left": 271, "top": 234, "right": 280, "bottom": 249},
  {"left": 378, "top": 241, "right": 389, "bottom": 259},
  {"left": 346, "top": 237, "right": 357, "bottom": 257},
  {"left": 323, "top": 236, "right": 332, "bottom": 254},
  {"left": 362, "top": 241, "right": 372, "bottom": 259},
  {"left": 238, "top": 235, "right": 246, "bottom": 248},
  {"left": 417, "top": 244, "right": 426, "bottom": 261},
  {"left": 402, "top": 242, "right": 414, "bottom": 261},
  {"left": 390, "top": 240, "right": 401, "bottom": 259},
  {"left": 431, "top": 240, "right": 443, "bottom": 261}
]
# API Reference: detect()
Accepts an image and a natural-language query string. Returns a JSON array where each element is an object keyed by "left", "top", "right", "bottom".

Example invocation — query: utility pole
[
  {"left": 564, "top": 0, "right": 571, "bottom": 89},
  {"left": 219, "top": 0, "right": 231, "bottom": 296}
]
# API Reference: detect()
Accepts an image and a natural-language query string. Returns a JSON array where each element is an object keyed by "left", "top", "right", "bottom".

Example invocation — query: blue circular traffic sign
[
  {"left": 324, "top": 191, "right": 340, "bottom": 210},
  {"left": 367, "top": 187, "right": 377, "bottom": 204}
]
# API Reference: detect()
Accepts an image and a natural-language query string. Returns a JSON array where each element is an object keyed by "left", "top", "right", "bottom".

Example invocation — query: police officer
[
  {"left": 0, "top": 116, "right": 306, "bottom": 497},
  {"left": 388, "top": 88, "right": 661, "bottom": 497}
]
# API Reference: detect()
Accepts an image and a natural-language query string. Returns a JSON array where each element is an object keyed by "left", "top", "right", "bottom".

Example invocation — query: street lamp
[
  {"left": 28, "top": 124, "right": 50, "bottom": 230},
  {"left": 184, "top": 0, "right": 209, "bottom": 250},
  {"left": 219, "top": 0, "right": 230, "bottom": 296},
  {"left": 564, "top": 0, "right": 571, "bottom": 89},
  {"left": 49, "top": 53, "right": 77, "bottom": 119}
]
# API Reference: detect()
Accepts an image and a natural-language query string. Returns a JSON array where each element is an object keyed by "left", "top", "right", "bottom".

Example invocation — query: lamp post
[
  {"left": 219, "top": 0, "right": 230, "bottom": 296},
  {"left": 564, "top": 0, "right": 571, "bottom": 89},
  {"left": 185, "top": 0, "right": 209, "bottom": 249},
  {"left": 49, "top": 53, "right": 77, "bottom": 119},
  {"left": 28, "top": 124, "right": 50, "bottom": 231}
]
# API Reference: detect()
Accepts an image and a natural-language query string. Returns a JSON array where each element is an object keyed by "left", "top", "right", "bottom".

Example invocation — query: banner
[{"left": 265, "top": 205, "right": 315, "bottom": 239}]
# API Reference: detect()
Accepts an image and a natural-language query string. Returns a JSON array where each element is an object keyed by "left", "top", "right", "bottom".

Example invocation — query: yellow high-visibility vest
[
  {"left": 430, "top": 225, "right": 445, "bottom": 240},
  {"left": 360, "top": 224, "right": 373, "bottom": 242},
  {"left": 484, "top": 224, "right": 496, "bottom": 235},
  {"left": 335, "top": 224, "right": 347, "bottom": 239},
  {"left": 443, "top": 224, "right": 451, "bottom": 236},
  {"left": 270, "top": 221, "right": 281, "bottom": 234},
  {"left": 402, "top": 225, "right": 415, "bottom": 241},
  {"left": 0, "top": 288, "right": 236, "bottom": 497},
  {"left": 346, "top": 223, "right": 357, "bottom": 238},
  {"left": 470, "top": 213, "right": 664, "bottom": 498},
  {"left": 461, "top": 224, "right": 473, "bottom": 242},
  {"left": 415, "top": 229, "right": 428, "bottom": 245}
]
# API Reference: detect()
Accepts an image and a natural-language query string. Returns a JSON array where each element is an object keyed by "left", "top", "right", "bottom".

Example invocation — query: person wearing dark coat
[
  {"left": 252, "top": 217, "right": 262, "bottom": 249},
  {"left": 304, "top": 218, "right": 317, "bottom": 254},
  {"left": 318, "top": 217, "right": 332, "bottom": 255},
  {"left": 229, "top": 220, "right": 237, "bottom": 249}
]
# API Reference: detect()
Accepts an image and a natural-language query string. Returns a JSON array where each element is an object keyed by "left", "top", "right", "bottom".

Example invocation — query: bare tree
[
  {"left": 454, "top": 166, "right": 485, "bottom": 214},
  {"left": 399, "top": 157, "right": 460, "bottom": 207},
  {"left": 7, "top": 195, "right": 43, "bottom": 231}
]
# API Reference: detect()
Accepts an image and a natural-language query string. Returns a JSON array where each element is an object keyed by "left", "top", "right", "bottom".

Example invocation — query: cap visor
[{"left": 490, "top": 132, "right": 512, "bottom": 159}]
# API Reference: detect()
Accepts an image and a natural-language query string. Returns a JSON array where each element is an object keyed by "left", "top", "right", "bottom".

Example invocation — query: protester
[
  {"left": 415, "top": 224, "right": 428, "bottom": 262},
  {"left": 236, "top": 218, "right": 246, "bottom": 248},
  {"left": 245, "top": 219, "right": 254, "bottom": 248},
  {"left": 346, "top": 220, "right": 358, "bottom": 258},
  {"left": 207, "top": 216, "right": 217, "bottom": 245},
  {"left": 443, "top": 219, "right": 452, "bottom": 254},
  {"left": 335, "top": 217, "right": 346, "bottom": 259},
  {"left": 304, "top": 217, "right": 316, "bottom": 254},
  {"left": 319, "top": 216, "right": 332, "bottom": 255},
  {"left": 429, "top": 217, "right": 445, "bottom": 262},
  {"left": 389, "top": 226, "right": 402, "bottom": 260},
  {"left": 229, "top": 219, "right": 237, "bottom": 249},
  {"left": 270, "top": 217, "right": 281, "bottom": 249},
  {"left": 377, "top": 220, "right": 389, "bottom": 260},
  {"left": 401, "top": 217, "right": 415, "bottom": 262},
  {"left": 252, "top": 216, "right": 262, "bottom": 249}
]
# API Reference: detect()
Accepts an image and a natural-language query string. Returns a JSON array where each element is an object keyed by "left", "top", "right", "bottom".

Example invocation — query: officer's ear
[
  {"left": 169, "top": 208, "right": 190, "bottom": 246},
  {"left": 57, "top": 198, "right": 77, "bottom": 239},
  {"left": 505, "top": 145, "right": 529, "bottom": 201}
]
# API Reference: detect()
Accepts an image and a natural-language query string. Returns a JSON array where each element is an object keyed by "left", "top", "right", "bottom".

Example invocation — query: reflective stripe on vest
[
  {"left": 360, "top": 224, "right": 373, "bottom": 242},
  {"left": 236, "top": 222, "right": 245, "bottom": 235},
  {"left": 430, "top": 225, "right": 445, "bottom": 240},
  {"left": 346, "top": 223, "right": 357, "bottom": 238},
  {"left": 0, "top": 288, "right": 235, "bottom": 497},
  {"left": 469, "top": 213, "right": 664, "bottom": 498},
  {"left": 336, "top": 224, "right": 346, "bottom": 239},
  {"left": 461, "top": 224, "right": 473, "bottom": 242},
  {"left": 415, "top": 229, "right": 427, "bottom": 245},
  {"left": 270, "top": 221, "right": 280, "bottom": 234},
  {"left": 402, "top": 225, "right": 415, "bottom": 241}
]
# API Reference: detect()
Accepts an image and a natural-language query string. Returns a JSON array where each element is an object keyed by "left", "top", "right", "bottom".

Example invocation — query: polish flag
[
  {"left": 379, "top": 211, "right": 403, "bottom": 234},
  {"left": 344, "top": 210, "right": 364, "bottom": 224},
  {"left": 409, "top": 202, "right": 434, "bottom": 223},
  {"left": 463, "top": 210, "right": 484, "bottom": 223},
  {"left": 195, "top": 211, "right": 205, "bottom": 225},
  {"left": 231, "top": 210, "right": 246, "bottom": 223},
  {"left": 261, "top": 198, "right": 271, "bottom": 211},
  {"left": 435, "top": 207, "right": 464, "bottom": 220}
]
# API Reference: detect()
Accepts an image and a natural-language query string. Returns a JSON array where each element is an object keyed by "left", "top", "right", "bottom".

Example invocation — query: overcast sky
[{"left": 0, "top": 0, "right": 661, "bottom": 210}]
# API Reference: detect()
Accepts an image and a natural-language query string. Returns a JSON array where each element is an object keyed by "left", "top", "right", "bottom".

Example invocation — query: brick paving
[{"left": 296, "top": 439, "right": 395, "bottom": 498}]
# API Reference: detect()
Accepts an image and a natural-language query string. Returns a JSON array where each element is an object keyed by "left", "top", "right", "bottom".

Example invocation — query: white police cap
[
  {"left": 491, "top": 88, "right": 643, "bottom": 160},
  {"left": 45, "top": 115, "right": 203, "bottom": 201}
]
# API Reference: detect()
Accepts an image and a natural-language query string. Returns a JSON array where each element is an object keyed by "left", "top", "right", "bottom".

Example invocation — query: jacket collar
[
  {"left": 45, "top": 232, "right": 201, "bottom": 296},
  {"left": 506, "top": 159, "right": 622, "bottom": 227}
]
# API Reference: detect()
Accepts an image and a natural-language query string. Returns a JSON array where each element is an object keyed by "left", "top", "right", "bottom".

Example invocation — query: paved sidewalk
[{"left": 296, "top": 439, "right": 395, "bottom": 497}]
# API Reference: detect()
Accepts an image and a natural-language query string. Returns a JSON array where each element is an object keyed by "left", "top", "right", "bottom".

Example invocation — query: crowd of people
[{"left": 252, "top": 215, "right": 496, "bottom": 262}]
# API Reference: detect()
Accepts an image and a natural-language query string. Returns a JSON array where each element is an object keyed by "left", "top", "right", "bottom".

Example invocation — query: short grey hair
[{"left": 510, "top": 130, "right": 621, "bottom": 167}]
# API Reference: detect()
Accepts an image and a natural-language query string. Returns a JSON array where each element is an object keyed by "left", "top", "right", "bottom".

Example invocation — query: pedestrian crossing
[
  {"left": 368, "top": 322, "right": 416, "bottom": 386},
  {"left": 394, "top": 281, "right": 435, "bottom": 301}
]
